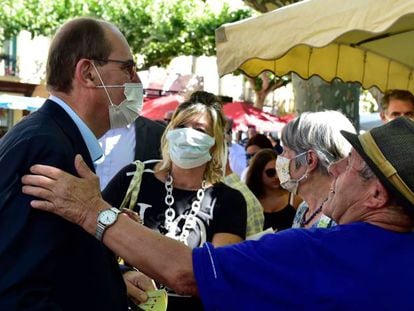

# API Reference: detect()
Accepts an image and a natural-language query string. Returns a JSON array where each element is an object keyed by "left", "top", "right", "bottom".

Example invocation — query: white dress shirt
[{"left": 95, "top": 123, "right": 136, "bottom": 190}]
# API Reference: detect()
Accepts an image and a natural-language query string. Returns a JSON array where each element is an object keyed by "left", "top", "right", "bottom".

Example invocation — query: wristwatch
[{"left": 95, "top": 207, "right": 121, "bottom": 241}]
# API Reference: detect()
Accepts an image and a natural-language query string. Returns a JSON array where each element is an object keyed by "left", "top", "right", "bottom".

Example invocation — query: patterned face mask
[{"left": 275, "top": 151, "right": 308, "bottom": 195}]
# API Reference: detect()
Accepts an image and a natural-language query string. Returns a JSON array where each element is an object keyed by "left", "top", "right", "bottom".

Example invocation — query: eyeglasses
[
  {"left": 264, "top": 168, "right": 277, "bottom": 178},
  {"left": 93, "top": 58, "right": 137, "bottom": 77}
]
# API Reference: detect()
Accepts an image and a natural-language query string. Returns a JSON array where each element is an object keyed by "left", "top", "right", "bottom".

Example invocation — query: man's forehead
[
  {"left": 105, "top": 26, "right": 133, "bottom": 58},
  {"left": 388, "top": 99, "right": 414, "bottom": 110}
]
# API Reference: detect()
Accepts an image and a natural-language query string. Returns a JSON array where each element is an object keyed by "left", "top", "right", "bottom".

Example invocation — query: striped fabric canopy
[{"left": 216, "top": 0, "right": 414, "bottom": 93}]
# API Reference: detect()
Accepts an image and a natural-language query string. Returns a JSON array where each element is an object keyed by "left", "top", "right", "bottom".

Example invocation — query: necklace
[
  {"left": 300, "top": 204, "right": 323, "bottom": 227},
  {"left": 164, "top": 173, "right": 207, "bottom": 246}
]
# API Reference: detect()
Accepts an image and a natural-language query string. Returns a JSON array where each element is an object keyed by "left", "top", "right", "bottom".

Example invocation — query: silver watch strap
[{"left": 95, "top": 207, "right": 121, "bottom": 241}]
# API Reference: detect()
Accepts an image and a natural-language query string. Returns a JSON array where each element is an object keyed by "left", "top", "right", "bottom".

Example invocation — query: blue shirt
[
  {"left": 49, "top": 95, "right": 103, "bottom": 162},
  {"left": 193, "top": 222, "right": 414, "bottom": 310}
]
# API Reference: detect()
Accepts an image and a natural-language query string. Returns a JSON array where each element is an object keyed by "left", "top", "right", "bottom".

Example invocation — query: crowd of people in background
[{"left": 1, "top": 16, "right": 414, "bottom": 311}]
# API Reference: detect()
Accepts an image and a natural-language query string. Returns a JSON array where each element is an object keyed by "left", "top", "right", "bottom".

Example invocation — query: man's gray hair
[{"left": 281, "top": 110, "right": 356, "bottom": 175}]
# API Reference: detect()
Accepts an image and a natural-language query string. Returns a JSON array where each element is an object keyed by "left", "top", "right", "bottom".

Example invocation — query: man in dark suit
[{"left": 0, "top": 17, "right": 138, "bottom": 310}]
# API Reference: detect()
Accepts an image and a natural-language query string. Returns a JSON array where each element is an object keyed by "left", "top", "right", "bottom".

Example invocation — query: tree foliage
[
  {"left": 233, "top": 0, "right": 301, "bottom": 110},
  {"left": 242, "top": 0, "right": 301, "bottom": 13},
  {"left": 0, "top": 0, "right": 252, "bottom": 69}
]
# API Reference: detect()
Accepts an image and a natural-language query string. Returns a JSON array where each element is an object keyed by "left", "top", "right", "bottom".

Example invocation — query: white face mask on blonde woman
[{"left": 166, "top": 127, "right": 215, "bottom": 169}]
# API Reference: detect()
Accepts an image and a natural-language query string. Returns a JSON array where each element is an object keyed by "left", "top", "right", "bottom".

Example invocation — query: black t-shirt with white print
[
  {"left": 103, "top": 163, "right": 247, "bottom": 247},
  {"left": 103, "top": 163, "right": 247, "bottom": 310}
]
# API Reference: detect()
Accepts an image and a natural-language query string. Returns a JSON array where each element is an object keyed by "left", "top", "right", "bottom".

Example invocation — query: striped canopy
[{"left": 216, "top": 0, "right": 414, "bottom": 92}]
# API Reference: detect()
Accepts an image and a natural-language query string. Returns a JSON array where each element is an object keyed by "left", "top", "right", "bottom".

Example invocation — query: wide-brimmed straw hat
[{"left": 341, "top": 117, "right": 414, "bottom": 211}]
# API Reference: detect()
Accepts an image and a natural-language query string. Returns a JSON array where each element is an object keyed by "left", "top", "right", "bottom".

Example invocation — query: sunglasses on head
[{"left": 264, "top": 168, "right": 277, "bottom": 178}]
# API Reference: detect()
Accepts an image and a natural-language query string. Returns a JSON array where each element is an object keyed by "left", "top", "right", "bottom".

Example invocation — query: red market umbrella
[
  {"left": 223, "top": 101, "right": 290, "bottom": 133},
  {"left": 141, "top": 97, "right": 293, "bottom": 132},
  {"left": 140, "top": 95, "right": 182, "bottom": 121}
]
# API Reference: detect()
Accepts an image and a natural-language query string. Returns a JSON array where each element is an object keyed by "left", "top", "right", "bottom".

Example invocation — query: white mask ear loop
[
  {"left": 91, "top": 61, "right": 115, "bottom": 106},
  {"left": 296, "top": 151, "right": 310, "bottom": 181}
]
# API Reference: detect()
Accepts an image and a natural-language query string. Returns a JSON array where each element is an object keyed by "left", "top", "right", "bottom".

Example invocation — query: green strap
[{"left": 120, "top": 160, "right": 145, "bottom": 210}]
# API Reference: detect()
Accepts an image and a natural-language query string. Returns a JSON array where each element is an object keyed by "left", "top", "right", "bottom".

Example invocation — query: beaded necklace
[
  {"left": 300, "top": 204, "right": 323, "bottom": 227},
  {"left": 164, "top": 174, "right": 207, "bottom": 245}
]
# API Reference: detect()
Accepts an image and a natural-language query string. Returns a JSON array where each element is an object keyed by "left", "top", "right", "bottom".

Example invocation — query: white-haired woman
[
  {"left": 275, "top": 110, "right": 356, "bottom": 228},
  {"left": 103, "top": 91, "right": 247, "bottom": 310}
]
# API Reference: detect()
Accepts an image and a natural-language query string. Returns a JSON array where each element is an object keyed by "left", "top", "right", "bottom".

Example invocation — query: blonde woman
[{"left": 103, "top": 91, "right": 247, "bottom": 310}]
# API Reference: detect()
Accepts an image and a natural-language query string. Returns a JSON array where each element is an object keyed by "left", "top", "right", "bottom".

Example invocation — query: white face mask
[
  {"left": 92, "top": 62, "right": 143, "bottom": 129},
  {"left": 275, "top": 151, "right": 308, "bottom": 195},
  {"left": 166, "top": 127, "right": 215, "bottom": 169}
]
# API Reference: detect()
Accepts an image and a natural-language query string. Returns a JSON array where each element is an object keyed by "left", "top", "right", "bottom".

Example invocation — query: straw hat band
[{"left": 358, "top": 132, "right": 414, "bottom": 205}]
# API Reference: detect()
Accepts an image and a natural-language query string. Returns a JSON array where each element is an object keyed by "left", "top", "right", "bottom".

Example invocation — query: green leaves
[
  {"left": 0, "top": 0, "right": 252, "bottom": 69},
  {"left": 242, "top": 0, "right": 301, "bottom": 13}
]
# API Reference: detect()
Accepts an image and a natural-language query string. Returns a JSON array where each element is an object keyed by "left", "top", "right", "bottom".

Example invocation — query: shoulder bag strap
[{"left": 119, "top": 160, "right": 145, "bottom": 210}]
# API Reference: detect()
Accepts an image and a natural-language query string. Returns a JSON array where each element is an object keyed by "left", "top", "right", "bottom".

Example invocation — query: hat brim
[{"left": 340, "top": 130, "right": 411, "bottom": 208}]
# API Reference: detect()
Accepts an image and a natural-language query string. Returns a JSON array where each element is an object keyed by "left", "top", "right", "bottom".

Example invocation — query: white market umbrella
[{"left": 216, "top": 0, "right": 414, "bottom": 92}]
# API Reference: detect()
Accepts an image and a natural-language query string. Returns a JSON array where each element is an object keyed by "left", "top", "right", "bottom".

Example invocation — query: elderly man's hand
[{"left": 22, "top": 154, "right": 107, "bottom": 232}]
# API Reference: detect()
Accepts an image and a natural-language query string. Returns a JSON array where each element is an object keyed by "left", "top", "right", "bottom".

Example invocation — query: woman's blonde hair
[{"left": 157, "top": 91, "right": 227, "bottom": 184}]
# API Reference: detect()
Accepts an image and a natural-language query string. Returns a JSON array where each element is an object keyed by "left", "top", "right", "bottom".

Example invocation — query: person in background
[
  {"left": 380, "top": 89, "right": 414, "bottom": 123},
  {"left": 22, "top": 117, "right": 414, "bottom": 310},
  {"left": 239, "top": 124, "right": 257, "bottom": 147},
  {"left": 267, "top": 131, "right": 283, "bottom": 154},
  {"left": 245, "top": 133, "right": 273, "bottom": 163},
  {"left": 102, "top": 91, "right": 247, "bottom": 310},
  {"left": 163, "top": 110, "right": 175, "bottom": 125},
  {"left": 276, "top": 111, "right": 356, "bottom": 228},
  {"left": 0, "top": 17, "right": 138, "bottom": 310},
  {"left": 235, "top": 130, "right": 243, "bottom": 145},
  {"left": 240, "top": 133, "right": 273, "bottom": 181},
  {"left": 224, "top": 118, "right": 246, "bottom": 177},
  {"left": 96, "top": 116, "right": 165, "bottom": 190},
  {"left": 224, "top": 119, "right": 264, "bottom": 237},
  {"left": 246, "top": 149, "right": 301, "bottom": 232}
]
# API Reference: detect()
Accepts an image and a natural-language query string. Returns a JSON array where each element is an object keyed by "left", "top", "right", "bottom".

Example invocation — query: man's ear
[
  {"left": 380, "top": 111, "right": 387, "bottom": 123},
  {"left": 365, "top": 179, "right": 389, "bottom": 209},
  {"left": 75, "top": 59, "right": 97, "bottom": 87}
]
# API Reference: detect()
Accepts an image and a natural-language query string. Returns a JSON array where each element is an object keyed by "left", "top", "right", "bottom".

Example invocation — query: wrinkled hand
[
  {"left": 123, "top": 270, "right": 157, "bottom": 305},
  {"left": 21, "top": 154, "right": 105, "bottom": 230}
]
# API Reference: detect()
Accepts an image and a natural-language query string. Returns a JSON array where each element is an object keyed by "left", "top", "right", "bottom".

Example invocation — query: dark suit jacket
[
  {"left": 0, "top": 100, "right": 128, "bottom": 310},
  {"left": 134, "top": 116, "right": 165, "bottom": 161}
]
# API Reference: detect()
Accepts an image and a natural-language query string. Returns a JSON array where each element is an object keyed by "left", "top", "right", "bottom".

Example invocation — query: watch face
[{"left": 99, "top": 210, "right": 117, "bottom": 225}]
